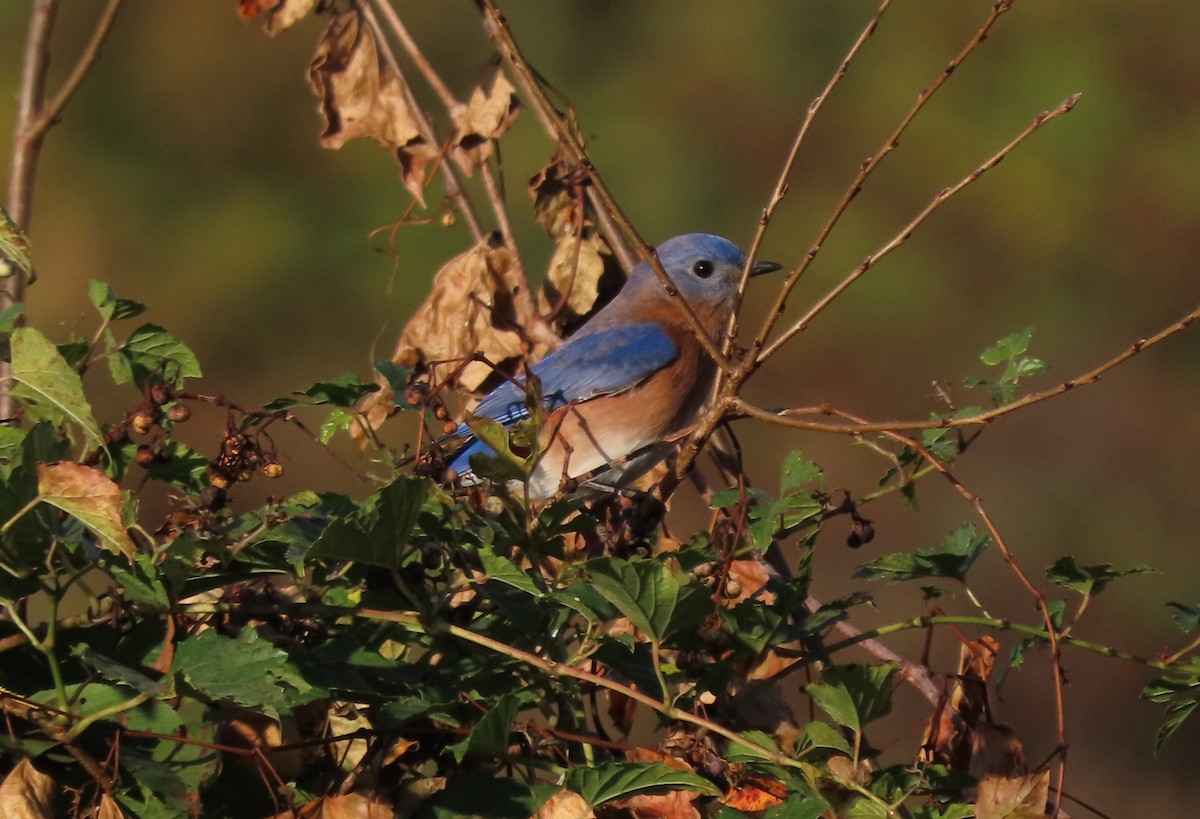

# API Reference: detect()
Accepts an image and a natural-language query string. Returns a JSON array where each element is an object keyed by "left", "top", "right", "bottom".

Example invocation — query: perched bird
[{"left": 445, "top": 233, "right": 781, "bottom": 499}]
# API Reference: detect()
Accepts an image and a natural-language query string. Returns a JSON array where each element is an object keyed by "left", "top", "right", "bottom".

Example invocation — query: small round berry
[
  {"left": 131, "top": 413, "right": 155, "bottom": 435},
  {"left": 261, "top": 462, "right": 284, "bottom": 479},
  {"left": 166, "top": 404, "right": 191, "bottom": 423}
]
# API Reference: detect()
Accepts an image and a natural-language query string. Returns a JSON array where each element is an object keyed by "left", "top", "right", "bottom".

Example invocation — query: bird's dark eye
[{"left": 692, "top": 259, "right": 714, "bottom": 279}]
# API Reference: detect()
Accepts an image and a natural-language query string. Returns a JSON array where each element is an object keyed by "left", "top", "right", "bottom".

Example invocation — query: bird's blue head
[{"left": 633, "top": 233, "right": 781, "bottom": 309}]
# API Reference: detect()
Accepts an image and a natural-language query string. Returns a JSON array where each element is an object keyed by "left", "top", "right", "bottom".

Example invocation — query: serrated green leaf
[
  {"left": 116, "top": 323, "right": 202, "bottom": 388},
  {"left": 450, "top": 692, "right": 520, "bottom": 762},
  {"left": 319, "top": 407, "right": 356, "bottom": 444},
  {"left": 801, "top": 720, "right": 851, "bottom": 754},
  {"left": 173, "top": 628, "right": 308, "bottom": 711},
  {"left": 374, "top": 360, "right": 412, "bottom": 393},
  {"left": 726, "top": 729, "right": 780, "bottom": 762},
  {"left": 10, "top": 327, "right": 102, "bottom": 447},
  {"left": 564, "top": 761, "right": 719, "bottom": 806},
  {"left": 980, "top": 327, "right": 1034, "bottom": 366},
  {"left": 88, "top": 278, "right": 145, "bottom": 321},
  {"left": 781, "top": 452, "right": 823, "bottom": 493},
  {"left": 1167, "top": 602, "right": 1200, "bottom": 633},
  {"left": 809, "top": 663, "right": 897, "bottom": 733},
  {"left": 262, "top": 373, "right": 380, "bottom": 411},
  {"left": 587, "top": 556, "right": 713, "bottom": 643},
  {"left": 1046, "top": 556, "right": 1156, "bottom": 596},
  {"left": 73, "top": 645, "right": 174, "bottom": 697},
  {"left": 308, "top": 475, "right": 430, "bottom": 567},
  {"left": 856, "top": 524, "right": 988, "bottom": 584}
]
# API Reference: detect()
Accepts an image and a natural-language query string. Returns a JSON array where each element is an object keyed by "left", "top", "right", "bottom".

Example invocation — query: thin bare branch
[
  {"left": 745, "top": 0, "right": 1016, "bottom": 366},
  {"left": 354, "top": 0, "right": 485, "bottom": 242},
  {"left": 474, "top": 0, "right": 735, "bottom": 373},
  {"left": 760, "top": 91, "right": 1080, "bottom": 363},
  {"left": 733, "top": 298, "right": 1200, "bottom": 434},
  {"left": 727, "top": 0, "right": 893, "bottom": 354}
]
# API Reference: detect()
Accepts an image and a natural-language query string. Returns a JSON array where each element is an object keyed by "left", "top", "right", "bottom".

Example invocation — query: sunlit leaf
[
  {"left": 38, "top": 461, "right": 135, "bottom": 558},
  {"left": 1046, "top": 555, "right": 1156, "bottom": 597},
  {"left": 564, "top": 761, "right": 719, "bottom": 807},
  {"left": 586, "top": 557, "right": 713, "bottom": 644},
  {"left": 10, "top": 327, "right": 102, "bottom": 447}
]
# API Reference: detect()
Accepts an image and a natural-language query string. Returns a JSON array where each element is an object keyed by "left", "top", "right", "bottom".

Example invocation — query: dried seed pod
[
  {"left": 149, "top": 383, "right": 170, "bottom": 405},
  {"left": 261, "top": 462, "right": 284, "bottom": 479},
  {"left": 131, "top": 413, "right": 155, "bottom": 435},
  {"left": 166, "top": 404, "right": 191, "bottom": 423},
  {"left": 135, "top": 446, "right": 156, "bottom": 467},
  {"left": 209, "top": 473, "right": 231, "bottom": 490}
]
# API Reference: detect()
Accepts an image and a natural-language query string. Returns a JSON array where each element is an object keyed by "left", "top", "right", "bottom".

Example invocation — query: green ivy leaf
[
  {"left": 563, "top": 761, "right": 719, "bottom": 807},
  {"left": 10, "top": 327, "right": 103, "bottom": 447}
]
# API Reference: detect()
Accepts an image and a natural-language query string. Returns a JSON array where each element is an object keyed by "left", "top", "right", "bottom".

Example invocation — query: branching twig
[
  {"left": 759, "top": 91, "right": 1081, "bottom": 363},
  {"left": 733, "top": 298, "right": 1200, "bottom": 435}
]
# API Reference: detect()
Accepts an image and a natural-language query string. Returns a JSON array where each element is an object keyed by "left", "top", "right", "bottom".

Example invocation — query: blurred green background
[{"left": 3, "top": 1, "right": 1199, "bottom": 813}]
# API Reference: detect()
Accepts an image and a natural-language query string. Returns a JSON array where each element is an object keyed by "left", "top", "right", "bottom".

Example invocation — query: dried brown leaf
[
  {"left": 268, "top": 793, "right": 393, "bottom": 819},
  {"left": 237, "top": 0, "right": 281, "bottom": 20},
  {"left": 392, "top": 234, "right": 524, "bottom": 391},
  {"left": 724, "top": 559, "right": 772, "bottom": 606},
  {"left": 970, "top": 722, "right": 1028, "bottom": 779},
  {"left": 0, "top": 758, "right": 56, "bottom": 819},
  {"left": 533, "top": 789, "right": 595, "bottom": 819},
  {"left": 538, "top": 233, "right": 611, "bottom": 319},
  {"left": 529, "top": 151, "right": 590, "bottom": 239},
  {"left": 616, "top": 790, "right": 701, "bottom": 819},
  {"left": 606, "top": 688, "right": 637, "bottom": 736},
  {"left": 974, "top": 769, "right": 1051, "bottom": 819},
  {"left": 96, "top": 794, "right": 126, "bottom": 819},
  {"left": 309, "top": 11, "right": 437, "bottom": 204},
  {"left": 452, "top": 71, "right": 521, "bottom": 172},
  {"left": 37, "top": 461, "right": 136, "bottom": 559},
  {"left": 265, "top": 0, "right": 319, "bottom": 35}
]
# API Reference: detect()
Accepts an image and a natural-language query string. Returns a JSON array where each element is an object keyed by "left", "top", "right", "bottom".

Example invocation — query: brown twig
[
  {"left": 474, "top": 0, "right": 734, "bottom": 373},
  {"left": 726, "top": 0, "right": 893, "bottom": 355},
  {"left": 831, "top": 405, "right": 1069, "bottom": 815},
  {"left": 733, "top": 298, "right": 1200, "bottom": 435},
  {"left": 760, "top": 92, "right": 1080, "bottom": 363},
  {"left": 352, "top": 0, "right": 485, "bottom": 243}
]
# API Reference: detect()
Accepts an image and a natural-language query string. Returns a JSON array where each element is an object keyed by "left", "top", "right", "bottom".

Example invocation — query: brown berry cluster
[
  {"left": 111, "top": 379, "right": 192, "bottom": 468},
  {"left": 207, "top": 428, "right": 284, "bottom": 492}
]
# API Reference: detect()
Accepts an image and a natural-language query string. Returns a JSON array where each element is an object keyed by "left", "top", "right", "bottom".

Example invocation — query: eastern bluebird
[{"left": 445, "top": 233, "right": 781, "bottom": 499}]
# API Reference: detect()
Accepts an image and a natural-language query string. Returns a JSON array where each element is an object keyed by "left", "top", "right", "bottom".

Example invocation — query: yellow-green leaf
[{"left": 11, "top": 327, "right": 102, "bottom": 447}]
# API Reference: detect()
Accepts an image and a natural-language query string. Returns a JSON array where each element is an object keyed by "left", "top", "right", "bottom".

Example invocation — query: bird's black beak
[{"left": 750, "top": 259, "right": 783, "bottom": 277}]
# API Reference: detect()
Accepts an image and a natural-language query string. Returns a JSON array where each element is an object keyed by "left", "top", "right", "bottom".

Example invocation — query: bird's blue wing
[{"left": 445, "top": 323, "right": 677, "bottom": 469}]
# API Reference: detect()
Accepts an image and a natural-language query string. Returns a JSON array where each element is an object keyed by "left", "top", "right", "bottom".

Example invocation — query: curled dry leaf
[
  {"left": 533, "top": 789, "right": 595, "bottom": 819},
  {"left": 309, "top": 11, "right": 438, "bottom": 204},
  {"left": 974, "top": 769, "right": 1051, "bottom": 819},
  {"left": 724, "top": 558, "right": 773, "bottom": 606},
  {"left": 452, "top": 71, "right": 521, "bottom": 173},
  {"left": 0, "top": 758, "right": 56, "bottom": 819},
  {"left": 539, "top": 233, "right": 613, "bottom": 320},
  {"left": 530, "top": 151, "right": 591, "bottom": 240},
  {"left": 268, "top": 792, "right": 394, "bottom": 819},
  {"left": 96, "top": 794, "right": 126, "bottom": 819},
  {"left": 238, "top": 0, "right": 319, "bottom": 35},
  {"left": 391, "top": 234, "right": 524, "bottom": 391},
  {"left": 37, "top": 461, "right": 136, "bottom": 559}
]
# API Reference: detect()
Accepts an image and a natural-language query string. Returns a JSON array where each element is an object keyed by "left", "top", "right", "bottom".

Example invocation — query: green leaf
[
  {"left": 115, "top": 323, "right": 202, "bottom": 388},
  {"left": 586, "top": 556, "right": 714, "bottom": 643},
  {"left": 800, "top": 720, "right": 851, "bottom": 754},
  {"left": 450, "top": 692, "right": 520, "bottom": 762},
  {"left": 1142, "top": 660, "right": 1200, "bottom": 751},
  {"left": 73, "top": 645, "right": 174, "bottom": 697},
  {"left": 88, "top": 278, "right": 146, "bottom": 321},
  {"left": 856, "top": 524, "right": 988, "bottom": 584},
  {"left": 1046, "top": 556, "right": 1156, "bottom": 597},
  {"left": 780, "top": 452, "right": 824, "bottom": 493},
  {"left": 563, "top": 761, "right": 719, "bottom": 806},
  {"left": 726, "top": 729, "right": 780, "bottom": 762},
  {"left": 807, "top": 663, "right": 897, "bottom": 733},
  {"left": 319, "top": 407, "right": 356, "bottom": 444},
  {"left": 374, "top": 360, "right": 411, "bottom": 393},
  {"left": 308, "top": 475, "right": 430, "bottom": 567},
  {"left": 10, "top": 327, "right": 103, "bottom": 447},
  {"left": 262, "top": 373, "right": 380, "bottom": 411},
  {"left": 173, "top": 627, "right": 309, "bottom": 712},
  {"left": 980, "top": 327, "right": 1034, "bottom": 366},
  {"left": 1167, "top": 602, "right": 1200, "bottom": 633}
]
